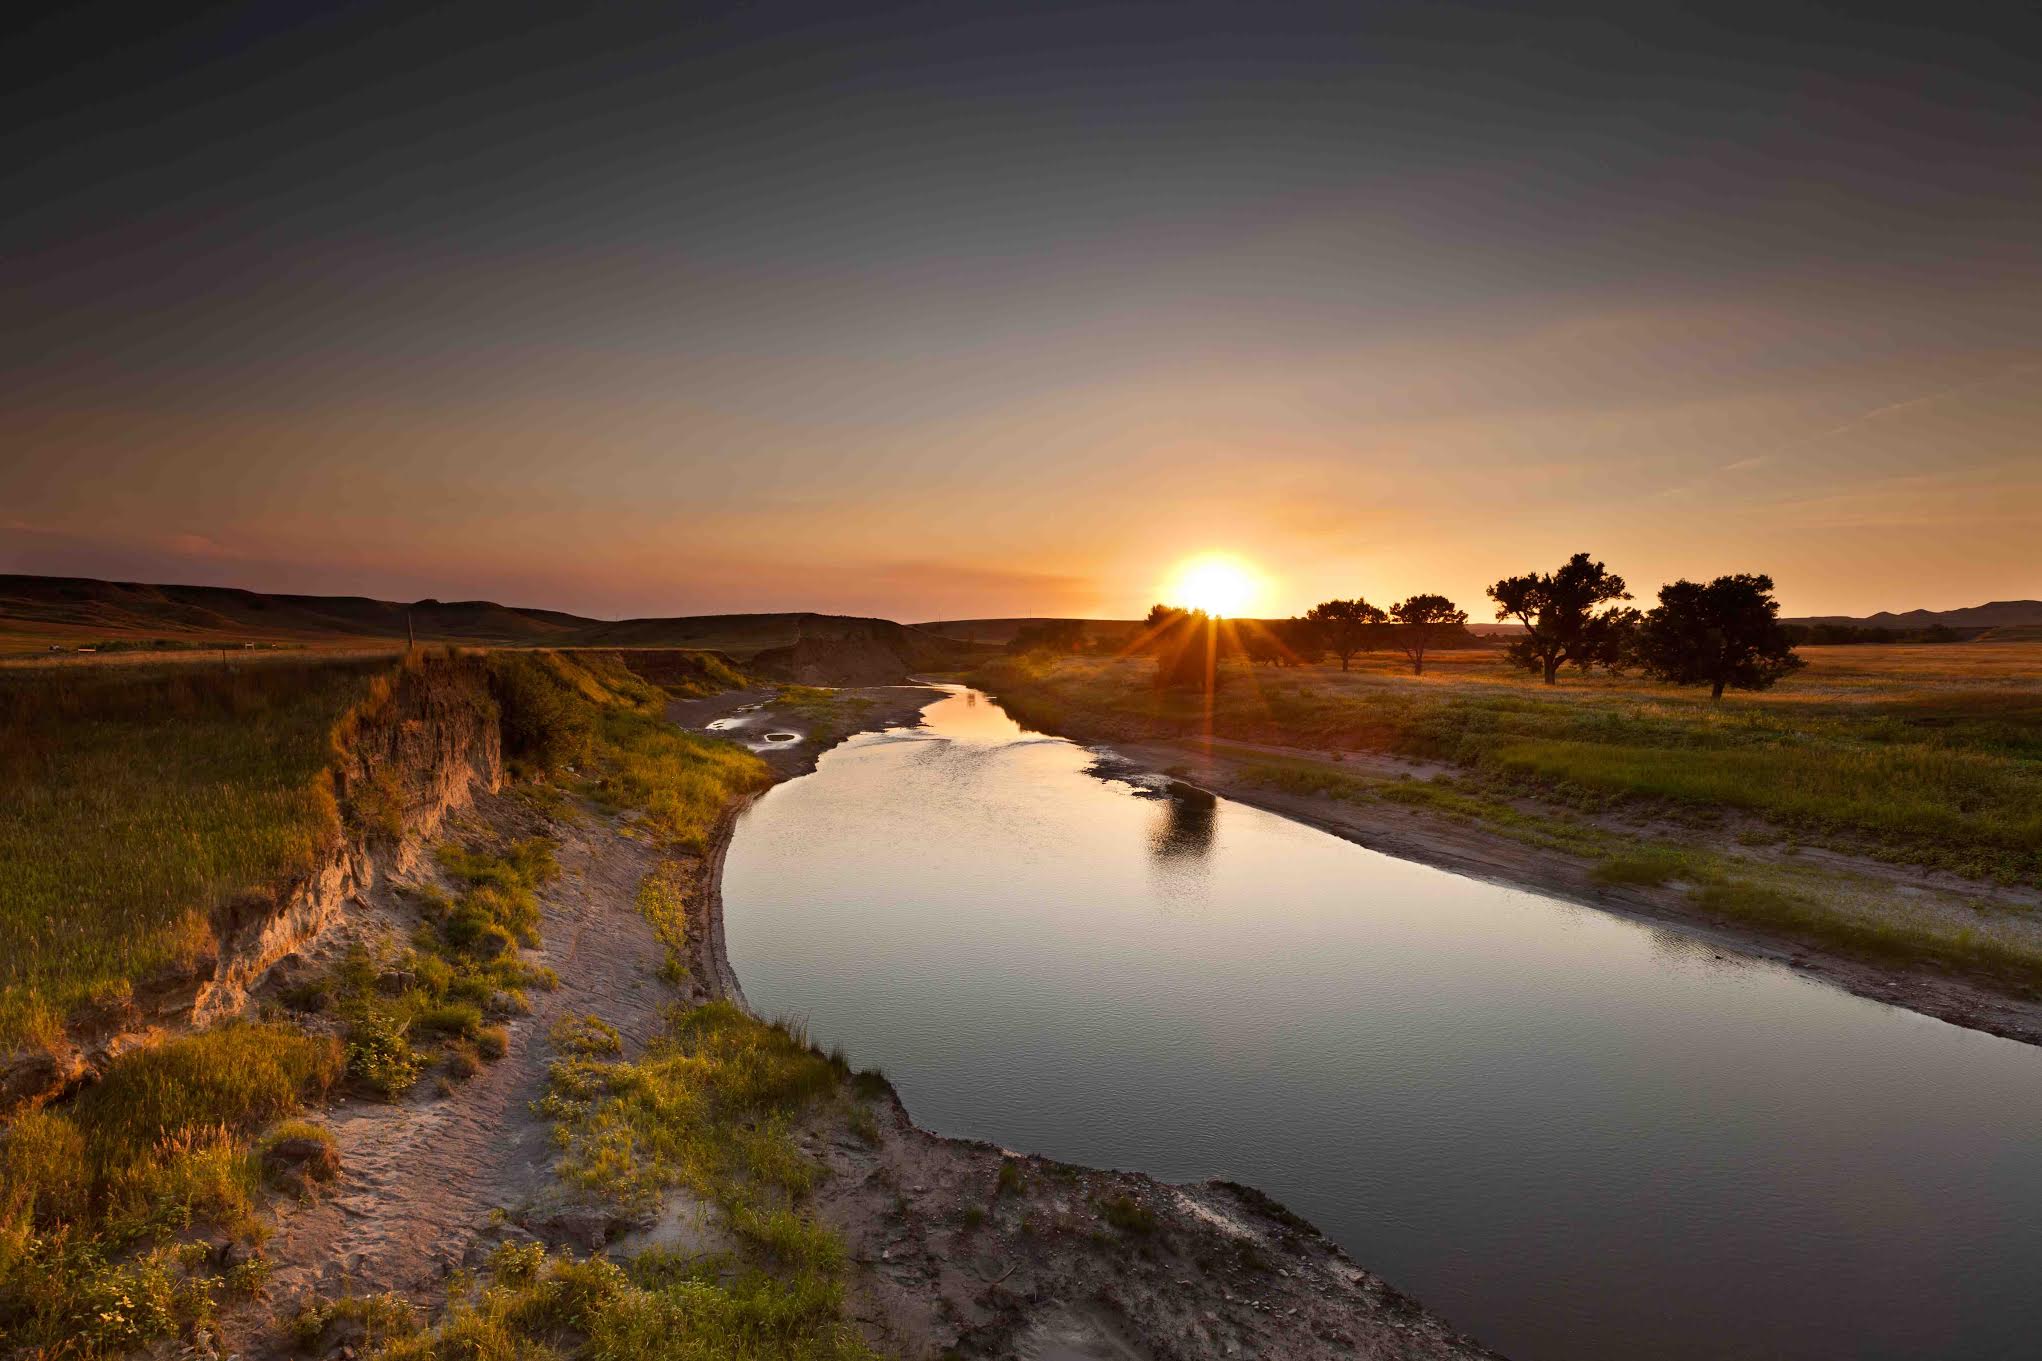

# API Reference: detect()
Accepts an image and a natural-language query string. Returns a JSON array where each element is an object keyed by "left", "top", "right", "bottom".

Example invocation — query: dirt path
[{"left": 261, "top": 790, "right": 673, "bottom": 1306}]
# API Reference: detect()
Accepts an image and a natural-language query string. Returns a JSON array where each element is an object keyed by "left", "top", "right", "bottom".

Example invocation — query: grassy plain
[
  {"left": 977, "top": 644, "right": 2042, "bottom": 991},
  {"left": 0, "top": 659, "right": 395, "bottom": 1050},
  {"left": 977, "top": 643, "right": 2042, "bottom": 882}
]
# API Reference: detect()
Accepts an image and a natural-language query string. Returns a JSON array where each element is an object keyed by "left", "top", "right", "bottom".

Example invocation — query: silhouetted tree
[
  {"left": 1389, "top": 594, "right": 1467, "bottom": 675},
  {"left": 1305, "top": 598, "right": 1387, "bottom": 671},
  {"left": 1633, "top": 574, "right": 1804, "bottom": 699},
  {"left": 1145, "top": 604, "right": 1223, "bottom": 692},
  {"left": 1487, "top": 552, "right": 1633, "bottom": 684},
  {"left": 1275, "top": 615, "right": 1326, "bottom": 666},
  {"left": 1140, "top": 603, "right": 1188, "bottom": 649}
]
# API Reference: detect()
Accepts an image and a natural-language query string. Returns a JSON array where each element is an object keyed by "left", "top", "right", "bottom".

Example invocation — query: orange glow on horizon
[{"left": 1163, "top": 553, "right": 1266, "bottom": 618}]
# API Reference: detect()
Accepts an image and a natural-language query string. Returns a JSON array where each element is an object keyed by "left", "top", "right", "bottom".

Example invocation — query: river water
[{"left": 721, "top": 686, "right": 2042, "bottom": 1360}]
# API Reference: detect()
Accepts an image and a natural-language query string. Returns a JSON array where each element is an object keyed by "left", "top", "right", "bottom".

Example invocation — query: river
[{"left": 722, "top": 686, "right": 2042, "bottom": 1360}]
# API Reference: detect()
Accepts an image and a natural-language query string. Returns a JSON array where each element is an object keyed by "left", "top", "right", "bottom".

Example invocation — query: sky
[{"left": 4, "top": 0, "right": 2038, "bottom": 621}]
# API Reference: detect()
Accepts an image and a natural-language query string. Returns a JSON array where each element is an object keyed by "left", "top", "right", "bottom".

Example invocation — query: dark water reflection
[{"left": 723, "top": 687, "right": 2042, "bottom": 1361}]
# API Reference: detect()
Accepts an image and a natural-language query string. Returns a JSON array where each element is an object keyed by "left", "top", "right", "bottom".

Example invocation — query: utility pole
[{"left": 407, "top": 609, "right": 415, "bottom": 650}]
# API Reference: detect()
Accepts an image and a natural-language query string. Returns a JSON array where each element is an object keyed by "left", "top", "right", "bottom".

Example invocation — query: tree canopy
[
  {"left": 1487, "top": 552, "right": 1633, "bottom": 683},
  {"left": 1143, "top": 603, "right": 1223, "bottom": 692},
  {"left": 1304, "top": 598, "right": 1386, "bottom": 671},
  {"left": 1389, "top": 594, "right": 1466, "bottom": 675},
  {"left": 1633, "top": 573, "right": 1804, "bottom": 698}
]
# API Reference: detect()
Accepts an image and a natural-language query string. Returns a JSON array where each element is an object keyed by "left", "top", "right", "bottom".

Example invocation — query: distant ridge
[
  {"left": 1783, "top": 600, "right": 2042, "bottom": 631},
  {"left": 0, "top": 574, "right": 979, "bottom": 666}
]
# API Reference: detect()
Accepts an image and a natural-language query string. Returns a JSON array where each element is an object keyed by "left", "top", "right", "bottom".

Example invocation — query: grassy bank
[
  {"left": 363, "top": 1002, "right": 884, "bottom": 1361},
  {"left": 0, "top": 658, "right": 400, "bottom": 1051},
  {"left": 487, "top": 650, "right": 772, "bottom": 846},
  {"left": 0, "top": 645, "right": 772, "bottom": 1357},
  {"left": 975, "top": 646, "right": 2042, "bottom": 884},
  {"left": 0, "top": 1022, "right": 344, "bottom": 1353}
]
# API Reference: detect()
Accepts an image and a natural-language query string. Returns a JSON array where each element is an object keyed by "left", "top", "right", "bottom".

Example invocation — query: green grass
[
  {"left": 373, "top": 1002, "right": 882, "bottom": 1360},
  {"left": 1097, "top": 1193, "right": 1156, "bottom": 1237},
  {"left": 976, "top": 650, "right": 2042, "bottom": 883},
  {"left": 540, "top": 1001, "right": 842, "bottom": 1216},
  {"left": 376, "top": 1238, "right": 880, "bottom": 1361},
  {"left": 489, "top": 648, "right": 770, "bottom": 848},
  {"left": 0, "top": 659, "right": 397, "bottom": 1051},
  {"left": 769, "top": 686, "right": 875, "bottom": 752},
  {"left": 1590, "top": 847, "right": 1698, "bottom": 887},
  {"left": 635, "top": 861, "right": 693, "bottom": 983},
  {"left": 0, "top": 1023, "right": 343, "bottom": 1356},
  {"left": 293, "top": 838, "right": 562, "bottom": 1100},
  {"left": 591, "top": 709, "right": 773, "bottom": 848}
]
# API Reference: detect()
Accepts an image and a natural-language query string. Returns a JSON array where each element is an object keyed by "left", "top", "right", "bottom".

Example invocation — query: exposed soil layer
[{"left": 0, "top": 656, "right": 503, "bottom": 1115}]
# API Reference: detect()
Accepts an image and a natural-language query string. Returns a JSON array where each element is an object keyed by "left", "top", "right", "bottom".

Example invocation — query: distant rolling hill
[
  {"left": 0, "top": 575, "right": 987, "bottom": 678},
  {"left": 915, "top": 617, "right": 1143, "bottom": 646},
  {"left": 1784, "top": 600, "right": 2042, "bottom": 631}
]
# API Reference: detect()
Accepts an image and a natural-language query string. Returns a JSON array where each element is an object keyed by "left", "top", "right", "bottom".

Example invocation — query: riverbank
[
  {"left": 223, "top": 678, "right": 1497, "bottom": 1359},
  {"left": 974, "top": 652, "right": 2042, "bottom": 1050},
  {"left": 667, "top": 684, "right": 1503, "bottom": 1359}
]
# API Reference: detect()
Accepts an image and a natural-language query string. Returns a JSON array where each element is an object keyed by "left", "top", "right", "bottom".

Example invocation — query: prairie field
[
  {"left": 0, "top": 659, "right": 395, "bottom": 1051},
  {"left": 975, "top": 643, "right": 2042, "bottom": 885}
]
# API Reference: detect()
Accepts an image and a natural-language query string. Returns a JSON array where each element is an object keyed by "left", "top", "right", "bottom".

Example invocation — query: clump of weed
[
  {"left": 287, "top": 1290, "right": 420, "bottom": 1351},
  {"left": 398, "top": 1005, "right": 885, "bottom": 1361},
  {"left": 552, "top": 1013, "right": 623, "bottom": 1058},
  {"left": 1591, "top": 846, "right": 1697, "bottom": 887},
  {"left": 1098, "top": 1193, "right": 1157, "bottom": 1236}
]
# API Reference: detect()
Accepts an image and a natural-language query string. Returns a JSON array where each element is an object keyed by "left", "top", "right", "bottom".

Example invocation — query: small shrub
[
  {"left": 414, "top": 1001, "right": 485, "bottom": 1039},
  {"left": 346, "top": 1012, "right": 425, "bottom": 1098},
  {"left": 474, "top": 1025, "right": 510, "bottom": 1061},
  {"left": 1098, "top": 1193, "right": 1156, "bottom": 1236},
  {"left": 552, "top": 1013, "right": 623, "bottom": 1057}
]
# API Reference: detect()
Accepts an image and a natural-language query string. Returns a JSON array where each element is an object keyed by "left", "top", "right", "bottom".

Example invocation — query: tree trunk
[
  {"left": 1711, "top": 676, "right": 1726, "bottom": 700},
  {"left": 1340, "top": 654, "right": 1350, "bottom": 671},
  {"left": 1543, "top": 655, "right": 1560, "bottom": 684}
]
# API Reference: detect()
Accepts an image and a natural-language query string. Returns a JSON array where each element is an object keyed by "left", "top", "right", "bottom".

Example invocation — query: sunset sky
[{"left": 5, "top": 1, "right": 2037, "bottom": 621}]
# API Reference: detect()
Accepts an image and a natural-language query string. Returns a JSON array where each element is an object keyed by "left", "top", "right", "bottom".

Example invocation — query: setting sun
[{"left": 1166, "top": 553, "right": 1263, "bottom": 617}]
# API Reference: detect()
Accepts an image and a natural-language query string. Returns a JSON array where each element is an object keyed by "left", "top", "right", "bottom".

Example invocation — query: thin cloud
[{"left": 1813, "top": 362, "right": 2041, "bottom": 444}]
